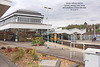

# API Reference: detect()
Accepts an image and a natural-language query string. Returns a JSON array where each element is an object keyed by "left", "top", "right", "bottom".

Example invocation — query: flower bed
[{"left": 0, "top": 46, "right": 84, "bottom": 67}]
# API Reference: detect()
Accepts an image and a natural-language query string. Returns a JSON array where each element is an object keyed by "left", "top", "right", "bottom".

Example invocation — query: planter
[
  {"left": 32, "top": 43, "right": 36, "bottom": 46},
  {"left": 37, "top": 43, "right": 39, "bottom": 46}
]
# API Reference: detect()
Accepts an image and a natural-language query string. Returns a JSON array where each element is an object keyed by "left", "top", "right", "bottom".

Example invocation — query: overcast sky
[{"left": 3, "top": 0, "right": 100, "bottom": 27}]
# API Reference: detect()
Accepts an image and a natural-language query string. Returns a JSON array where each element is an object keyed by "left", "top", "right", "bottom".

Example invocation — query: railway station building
[{"left": 0, "top": 9, "right": 52, "bottom": 42}]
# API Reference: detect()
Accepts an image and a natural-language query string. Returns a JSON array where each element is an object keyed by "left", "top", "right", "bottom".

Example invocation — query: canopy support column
[
  {"left": 89, "top": 35, "right": 90, "bottom": 40},
  {"left": 41, "top": 29, "right": 43, "bottom": 38},
  {"left": 73, "top": 42, "right": 75, "bottom": 56},
  {"left": 4, "top": 30, "right": 6, "bottom": 41},
  {"left": 15, "top": 29, "right": 18, "bottom": 43},
  {"left": 54, "top": 33, "right": 56, "bottom": 47},
  {"left": 81, "top": 34, "right": 83, "bottom": 40},
  {"left": 70, "top": 42, "right": 72, "bottom": 58},
  {"left": 83, "top": 44, "right": 85, "bottom": 61},
  {"left": 73, "top": 34, "right": 76, "bottom": 57},
  {"left": 61, "top": 33, "right": 63, "bottom": 49},
  {"left": 47, "top": 29, "right": 50, "bottom": 49}
]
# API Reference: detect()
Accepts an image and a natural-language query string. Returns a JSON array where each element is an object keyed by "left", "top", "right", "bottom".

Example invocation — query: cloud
[{"left": 3, "top": 0, "right": 100, "bottom": 27}]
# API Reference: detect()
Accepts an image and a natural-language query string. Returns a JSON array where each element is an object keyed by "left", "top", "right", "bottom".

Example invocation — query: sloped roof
[
  {"left": 84, "top": 32, "right": 100, "bottom": 35},
  {"left": 53, "top": 28, "right": 86, "bottom": 34},
  {"left": 15, "top": 9, "right": 42, "bottom": 15}
]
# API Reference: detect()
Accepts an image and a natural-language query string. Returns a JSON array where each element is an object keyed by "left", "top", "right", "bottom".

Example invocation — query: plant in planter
[
  {"left": 36, "top": 40, "right": 39, "bottom": 46},
  {"left": 32, "top": 37, "right": 45, "bottom": 46},
  {"left": 36, "top": 37, "right": 40, "bottom": 46},
  {"left": 32, "top": 40, "right": 37, "bottom": 46},
  {"left": 39, "top": 37, "right": 45, "bottom": 46}
]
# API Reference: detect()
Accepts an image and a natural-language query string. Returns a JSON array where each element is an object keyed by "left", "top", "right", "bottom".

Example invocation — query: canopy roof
[
  {"left": 0, "top": 22, "right": 52, "bottom": 30},
  {"left": 53, "top": 28, "right": 86, "bottom": 34},
  {"left": 15, "top": 9, "right": 42, "bottom": 15}
]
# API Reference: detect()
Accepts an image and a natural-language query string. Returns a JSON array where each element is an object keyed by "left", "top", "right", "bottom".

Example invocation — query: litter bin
[{"left": 85, "top": 48, "right": 100, "bottom": 67}]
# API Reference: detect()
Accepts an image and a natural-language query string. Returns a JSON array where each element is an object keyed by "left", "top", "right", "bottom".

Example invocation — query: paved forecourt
[{"left": 0, "top": 41, "right": 84, "bottom": 64}]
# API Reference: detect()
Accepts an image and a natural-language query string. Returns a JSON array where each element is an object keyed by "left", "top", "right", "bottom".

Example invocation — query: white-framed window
[{"left": 18, "top": 16, "right": 42, "bottom": 23}]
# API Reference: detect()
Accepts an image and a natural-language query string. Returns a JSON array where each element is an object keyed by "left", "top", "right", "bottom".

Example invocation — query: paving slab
[
  {"left": 0, "top": 56, "right": 9, "bottom": 67},
  {"left": 40, "top": 60, "right": 60, "bottom": 67},
  {"left": 0, "top": 53, "right": 18, "bottom": 67}
]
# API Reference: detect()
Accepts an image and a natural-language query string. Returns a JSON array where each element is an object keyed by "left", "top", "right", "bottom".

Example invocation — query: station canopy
[
  {"left": 0, "top": 23, "right": 52, "bottom": 30},
  {"left": 52, "top": 28, "right": 86, "bottom": 34}
]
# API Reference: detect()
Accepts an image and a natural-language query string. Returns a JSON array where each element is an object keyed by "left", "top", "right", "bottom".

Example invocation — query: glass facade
[
  {"left": 0, "top": 15, "right": 42, "bottom": 26},
  {"left": 18, "top": 17, "right": 41, "bottom": 23}
]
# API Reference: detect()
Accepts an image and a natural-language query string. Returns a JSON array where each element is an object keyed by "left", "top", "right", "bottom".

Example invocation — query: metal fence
[{"left": 80, "top": 35, "right": 100, "bottom": 40}]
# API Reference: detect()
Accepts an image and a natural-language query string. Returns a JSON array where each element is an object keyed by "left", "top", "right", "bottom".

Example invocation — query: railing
[{"left": 81, "top": 35, "right": 100, "bottom": 41}]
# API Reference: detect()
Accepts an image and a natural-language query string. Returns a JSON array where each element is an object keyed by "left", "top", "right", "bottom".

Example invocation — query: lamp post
[
  {"left": 43, "top": 7, "right": 52, "bottom": 49},
  {"left": 43, "top": 7, "right": 53, "bottom": 24}
]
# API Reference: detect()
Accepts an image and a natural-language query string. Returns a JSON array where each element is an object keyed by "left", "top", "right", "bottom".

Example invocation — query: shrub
[
  {"left": 13, "top": 47, "right": 19, "bottom": 52},
  {"left": 33, "top": 54, "right": 39, "bottom": 61},
  {"left": 32, "top": 37, "right": 45, "bottom": 46},
  {"left": 32, "top": 40, "right": 37, "bottom": 44},
  {"left": 38, "top": 37, "right": 45, "bottom": 46},
  {"left": 27, "top": 47, "right": 36, "bottom": 54},
  {"left": 6, "top": 47, "right": 13, "bottom": 52},
  {"left": 32, "top": 47, "right": 36, "bottom": 56},
  {"left": 42, "top": 54, "right": 47, "bottom": 57},
  {"left": 25, "top": 48, "right": 32, "bottom": 53},
  {"left": 28, "top": 50, "right": 32, "bottom": 54},
  {"left": 1, "top": 46, "right": 6, "bottom": 49},
  {"left": 20, "top": 48, "right": 25, "bottom": 55},
  {"left": 12, "top": 48, "right": 25, "bottom": 62}
]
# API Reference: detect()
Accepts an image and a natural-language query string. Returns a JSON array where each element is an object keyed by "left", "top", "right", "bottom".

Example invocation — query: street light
[
  {"left": 43, "top": 7, "right": 53, "bottom": 24},
  {"left": 43, "top": 7, "right": 53, "bottom": 49}
]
